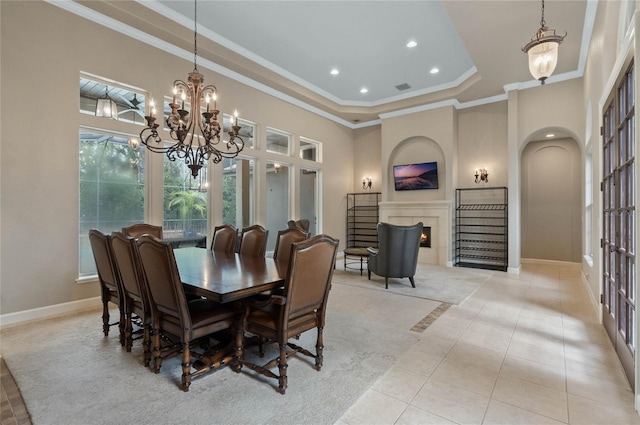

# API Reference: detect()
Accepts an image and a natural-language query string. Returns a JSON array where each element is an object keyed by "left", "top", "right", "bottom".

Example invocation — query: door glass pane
[
  {"left": 163, "top": 154, "right": 208, "bottom": 247},
  {"left": 299, "top": 168, "right": 318, "bottom": 236},
  {"left": 222, "top": 157, "right": 254, "bottom": 228},
  {"left": 265, "top": 161, "right": 289, "bottom": 251},
  {"left": 79, "top": 131, "right": 145, "bottom": 276}
]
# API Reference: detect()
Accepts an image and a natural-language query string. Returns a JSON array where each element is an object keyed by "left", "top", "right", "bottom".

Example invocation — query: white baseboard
[
  {"left": 0, "top": 297, "right": 101, "bottom": 329},
  {"left": 520, "top": 258, "right": 581, "bottom": 270},
  {"left": 507, "top": 266, "right": 521, "bottom": 274},
  {"left": 581, "top": 270, "right": 600, "bottom": 319}
]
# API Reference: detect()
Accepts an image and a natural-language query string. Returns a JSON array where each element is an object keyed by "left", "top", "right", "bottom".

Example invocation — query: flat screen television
[{"left": 393, "top": 161, "right": 438, "bottom": 191}]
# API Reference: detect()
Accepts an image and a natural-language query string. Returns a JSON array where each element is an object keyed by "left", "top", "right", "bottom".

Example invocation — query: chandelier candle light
[
  {"left": 521, "top": 0, "right": 566, "bottom": 85},
  {"left": 138, "top": 0, "right": 243, "bottom": 178}
]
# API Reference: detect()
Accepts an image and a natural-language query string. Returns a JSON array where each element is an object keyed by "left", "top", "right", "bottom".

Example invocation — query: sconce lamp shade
[{"left": 96, "top": 92, "right": 118, "bottom": 120}]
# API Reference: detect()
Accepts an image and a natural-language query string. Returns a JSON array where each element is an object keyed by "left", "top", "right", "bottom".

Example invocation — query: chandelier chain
[
  {"left": 540, "top": 0, "right": 546, "bottom": 28},
  {"left": 193, "top": 0, "right": 198, "bottom": 71}
]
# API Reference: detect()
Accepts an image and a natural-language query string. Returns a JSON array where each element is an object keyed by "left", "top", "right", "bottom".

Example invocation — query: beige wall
[
  {"left": 457, "top": 102, "right": 509, "bottom": 188},
  {"left": 353, "top": 126, "right": 382, "bottom": 194},
  {"left": 0, "top": 1, "right": 353, "bottom": 315}
]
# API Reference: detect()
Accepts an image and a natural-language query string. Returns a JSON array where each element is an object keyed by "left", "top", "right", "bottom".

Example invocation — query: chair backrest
[
  {"left": 122, "top": 223, "right": 163, "bottom": 239},
  {"left": 88, "top": 229, "right": 121, "bottom": 296},
  {"left": 110, "top": 231, "right": 149, "bottom": 312},
  {"left": 136, "top": 235, "right": 191, "bottom": 329},
  {"left": 282, "top": 234, "right": 339, "bottom": 324},
  {"left": 210, "top": 224, "right": 238, "bottom": 253},
  {"left": 237, "top": 225, "right": 269, "bottom": 257},
  {"left": 375, "top": 222, "right": 423, "bottom": 276},
  {"left": 287, "top": 219, "right": 310, "bottom": 232},
  {"left": 272, "top": 227, "right": 309, "bottom": 263}
]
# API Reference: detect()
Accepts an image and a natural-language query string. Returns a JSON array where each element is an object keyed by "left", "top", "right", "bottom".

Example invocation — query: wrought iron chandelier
[
  {"left": 138, "top": 0, "right": 243, "bottom": 178},
  {"left": 521, "top": 0, "right": 567, "bottom": 85}
]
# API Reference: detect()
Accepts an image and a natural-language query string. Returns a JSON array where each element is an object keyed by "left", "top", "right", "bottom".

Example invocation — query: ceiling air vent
[{"left": 395, "top": 83, "right": 411, "bottom": 91}]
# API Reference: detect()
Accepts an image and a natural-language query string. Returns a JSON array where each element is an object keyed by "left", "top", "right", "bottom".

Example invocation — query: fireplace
[
  {"left": 378, "top": 200, "right": 453, "bottom": 266},
  {"left": 420, "top": 227, "right": 431, "bottom": 248}
]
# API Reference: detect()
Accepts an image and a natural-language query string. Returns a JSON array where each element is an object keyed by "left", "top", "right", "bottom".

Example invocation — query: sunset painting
[{"left": 393, "top": 161, "right": 438, "bottom": 191}]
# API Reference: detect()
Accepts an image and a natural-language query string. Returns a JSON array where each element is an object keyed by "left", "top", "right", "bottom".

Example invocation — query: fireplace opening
[{"left": 420, "top": 227, "right": 431, "bottom": 248}]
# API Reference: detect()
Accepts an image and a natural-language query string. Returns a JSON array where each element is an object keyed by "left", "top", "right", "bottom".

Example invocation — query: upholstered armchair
[{"left": 367, "top": 222, "right": 423, "bottom": 289}]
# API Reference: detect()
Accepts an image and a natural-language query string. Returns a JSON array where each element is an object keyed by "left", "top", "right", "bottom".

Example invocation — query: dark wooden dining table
[
  {"left": 172, "top": 247, "right": 288, "bottom": 371},
  {"left": 173, "top": 247, "right": 288, "bottom": 303}
]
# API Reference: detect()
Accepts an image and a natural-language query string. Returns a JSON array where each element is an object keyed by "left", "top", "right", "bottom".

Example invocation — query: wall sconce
[
  {"left": 474, "top": 168, "right": 489, "bottom": 184},
  {"left": 362, "top": 176, "right": 372, "bottom": 190}
]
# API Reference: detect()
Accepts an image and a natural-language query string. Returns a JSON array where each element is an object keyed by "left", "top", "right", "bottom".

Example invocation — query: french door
[{"left": 602, "top": 59, "right": 636, "bottom": 389}]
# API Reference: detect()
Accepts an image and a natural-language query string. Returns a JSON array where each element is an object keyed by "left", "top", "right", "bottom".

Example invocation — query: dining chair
[
  {"left": 110, "top": 231, "right": 152, "bottom": 366},
  {"left": 237, "top": 225, "right": 269, "bottom": 257},
  {"left": 286, "top": 219, "right": 310, "bottom": 233},
  {"left": 234, "top": 234, "right": 339, "bottom": 394},
  {"left": 122, "top": 223, "right": 163, "bottom": 239},
  {"left": 272, "top": 227, "right": 309, "bottom": 263},
  {"left": 367, "top": 222, "right": 423, "bottom": 289},
  {"left": 136, "top": 234, "right": 242, "bottom": 392},
  {"left": 210, "top": 224, "right": 238, "bottom": 253},
  {"left": 88, "top": 229, "right": 125, "bottom": 346}
]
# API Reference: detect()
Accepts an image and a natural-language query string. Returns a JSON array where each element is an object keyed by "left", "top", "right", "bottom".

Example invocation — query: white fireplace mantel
[{"left": 379, "top": 200, "right": 453, "bottom": 267}]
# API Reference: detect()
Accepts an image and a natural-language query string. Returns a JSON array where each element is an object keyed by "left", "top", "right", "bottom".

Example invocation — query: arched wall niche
[
  {"left": 519, "top": 126, "right": 583, "bottom": 263},
  {"left": 387, "top": 136, "right": 446, "bottom": 202}
]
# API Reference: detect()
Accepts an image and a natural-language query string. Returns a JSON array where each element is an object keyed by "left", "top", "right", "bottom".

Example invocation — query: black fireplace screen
[{"left": 420, "top": 227, "right": 431, "bottom": 248}]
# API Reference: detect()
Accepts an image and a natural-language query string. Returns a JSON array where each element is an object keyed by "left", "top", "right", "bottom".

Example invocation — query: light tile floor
[{"left": 337, "top": 262, "right": 640, "bottom": 425}]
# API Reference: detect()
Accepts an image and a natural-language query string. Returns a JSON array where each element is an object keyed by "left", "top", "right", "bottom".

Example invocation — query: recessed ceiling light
[
  {"left": 546, "top": 133, "right": 555, "bottom": 138},
  {"left": 407, "top": 40, "right": 417, "bottom": 48},
  {"left": 360, "top": 87, "right": 368, "bottom": 94},
  {"left": 330, "top": 68, "right": 339, "bottom": 76},
  {"left": 430, "top": 67, "right": 439, "bottom": 74}
]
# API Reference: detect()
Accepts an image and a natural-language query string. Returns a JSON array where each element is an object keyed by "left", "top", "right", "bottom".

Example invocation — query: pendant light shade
[{"left": 526, "top": 35, "right": 560, "bottom": 82}]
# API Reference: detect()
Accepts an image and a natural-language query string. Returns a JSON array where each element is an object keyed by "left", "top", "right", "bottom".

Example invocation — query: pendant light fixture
[
  {"left": 521, "top": 0, "right": 567, "bottom": 85},
  {"left": 96, "top": 86, "right": 118, "bottom": 120}
]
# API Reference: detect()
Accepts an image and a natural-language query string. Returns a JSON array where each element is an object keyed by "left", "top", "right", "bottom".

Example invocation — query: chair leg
[
  {"left": 181, "top": 342, "right": 191, "bottom": 392},
  {"left": 315, "top": 326, "right": 324, "bottom": 371},
  {"left": 408, "top": 276, "right": 416, "bottom": 288},
  {"left": 101, "top": 298, "right": 109, "bottom": 337},
  {"left": 367, "top": 270, "right": 371, "bottom": 280},
  {"left": 142, "top": 324, "right": 151, "bottom": 367},
  {"left": 152, "top": 327, "right": 162, "bottom": 373},
  {"left": 258, "top": 336, "right": 267, "bottom": 357},
  {"left": 125, "top": 310, "right": 133, "bottom": 352},
  {"left": 278, "top": 343, "right": 288, "bottom": 395},
  {"left": 385, "top": 277, "right": 389, "bottom": 289},
  {"left": 118, "top": 307, "right": 126, "bottom": 346}
]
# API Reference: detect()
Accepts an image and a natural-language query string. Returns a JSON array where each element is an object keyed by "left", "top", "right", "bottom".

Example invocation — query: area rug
[
  {"left": 332, "top": 261, "right": 492, "bottom": 305},
  {"left": 0, "top": 282, "right": 439, "bottom": 425}
]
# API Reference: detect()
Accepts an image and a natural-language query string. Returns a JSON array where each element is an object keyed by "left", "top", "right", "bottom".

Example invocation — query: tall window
[
  {"left": 163, "top": 155, "right": 208, "bottom": 246},
  {"left": 79, "top": 130, "right": 145, "bottom": 276}
]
